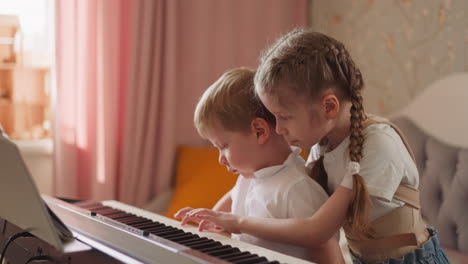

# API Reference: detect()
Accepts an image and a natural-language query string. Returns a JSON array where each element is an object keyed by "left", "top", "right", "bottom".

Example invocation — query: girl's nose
[{"left": 275, "top": 123, "right": 286, "bottom": 135}]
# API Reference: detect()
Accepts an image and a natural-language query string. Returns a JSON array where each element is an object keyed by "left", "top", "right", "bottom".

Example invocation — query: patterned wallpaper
[{"left": 310, "top": 0, "right": 468, "bottom": 115}]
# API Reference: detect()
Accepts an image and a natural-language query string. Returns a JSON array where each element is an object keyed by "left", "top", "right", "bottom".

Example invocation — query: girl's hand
[{"left": 182, "top": 208, "right": 242, "bottom": 234}]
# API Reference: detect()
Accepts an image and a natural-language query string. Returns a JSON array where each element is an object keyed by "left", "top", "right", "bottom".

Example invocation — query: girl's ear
[
  {"left": 321, "top": 94, "right": 340, "bottom": 119},
  {"left": 251, "top": 118, "right": 270, "bottom": 145}
]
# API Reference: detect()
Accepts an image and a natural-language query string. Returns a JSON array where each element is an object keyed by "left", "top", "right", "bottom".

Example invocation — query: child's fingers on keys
[
  {"left": 174, "top": 207, "right": 194, "bottom": 219},
  {"left": 197, "top": 214, "right": 218, "bottom": 226},
  {"left": 192, "top": 208, "right": 215, "bottom": 217},
  {"left": 181, "top": 211, "right": 207, "bottom": 226},
  {"left": 187, "top": 208, "right": 210, "bottom": 218},
  {"left": 198, "top": 219, "right": 215, "bottom": 232},
  {"left": 180, "top": 213, "right": 196, "bottom": 226}
]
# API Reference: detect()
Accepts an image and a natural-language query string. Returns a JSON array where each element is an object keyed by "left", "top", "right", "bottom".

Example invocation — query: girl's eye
[{"left": 278, "top": 115, "right": 290, "bottom": 121}]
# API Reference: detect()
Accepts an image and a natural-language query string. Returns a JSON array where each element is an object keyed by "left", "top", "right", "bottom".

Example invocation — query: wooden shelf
[{"left": 0, "top": 67, "right": 51, "bottom": 140}]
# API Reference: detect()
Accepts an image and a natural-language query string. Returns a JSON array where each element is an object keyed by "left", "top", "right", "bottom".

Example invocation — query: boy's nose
[{"left": 218, "top": 154, "right": 228, "bottom": 166}]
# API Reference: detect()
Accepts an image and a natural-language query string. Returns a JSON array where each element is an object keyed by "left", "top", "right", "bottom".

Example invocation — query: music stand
[{"left": 0, "top": 128, "right": 72, "bottom": 250}]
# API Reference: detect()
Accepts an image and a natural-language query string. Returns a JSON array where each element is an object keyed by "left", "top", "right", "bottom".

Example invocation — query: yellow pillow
[{"left": 165, "top": 146, "right": 238, "bottom": 219}]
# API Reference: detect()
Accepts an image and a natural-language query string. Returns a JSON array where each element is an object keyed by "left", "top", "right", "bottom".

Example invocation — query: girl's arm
[
  {"left": 212, "top": 190, "right": 232, "bottom": 212},
  {"left": 190, "top": 186, "right": 353, "bottom": 248}
]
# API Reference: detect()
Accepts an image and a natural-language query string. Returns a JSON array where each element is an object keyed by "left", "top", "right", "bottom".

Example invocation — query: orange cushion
[
  {"left": 164, "top": 146, "right": 238, "bottom": 219},
  {"left": 300, "top": 148, "right": 310, "bottom": 161}
]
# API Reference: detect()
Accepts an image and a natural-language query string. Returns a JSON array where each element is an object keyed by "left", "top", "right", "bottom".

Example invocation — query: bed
[{"left": 389, "top": 72, "right": 468, "bottom": 263}]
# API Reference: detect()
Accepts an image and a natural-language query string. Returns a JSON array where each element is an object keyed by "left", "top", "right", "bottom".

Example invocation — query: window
[{"left": 0, "top": 0, "right": 55, "bottom": 140}]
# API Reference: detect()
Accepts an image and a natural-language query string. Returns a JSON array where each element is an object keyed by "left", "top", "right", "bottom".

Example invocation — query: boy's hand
[
  {"left": 174, "top": 207, "right": 198, "bottom": 222},
  {"left": 182, "top": 208, "right": 242, "bottom": 234},
  {"left": 174, "top": 207, "right": 226, "bottom": 234}
]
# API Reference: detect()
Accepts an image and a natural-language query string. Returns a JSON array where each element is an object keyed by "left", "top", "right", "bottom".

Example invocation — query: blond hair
[
  {"left": 194, "top": 67, "right": 275, "bottom": 137},
  {"left": 255, "top": 29, "right": 371, "bottom": 237}
]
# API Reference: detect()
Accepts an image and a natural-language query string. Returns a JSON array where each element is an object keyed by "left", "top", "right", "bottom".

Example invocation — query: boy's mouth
[{"left": 289, "top": 140, "right": 299, "bottom": 146}]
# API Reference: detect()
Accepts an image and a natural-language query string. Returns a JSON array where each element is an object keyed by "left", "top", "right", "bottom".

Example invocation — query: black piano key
[
  {"left": 123, "top": 219, "right": 151, "bottom": 225},
  {"left": 198, "top": 244, "right": 228, "bottom": 253},
  {"left": 113, "top": 215, "right": 137, "bottom": 221},
  {"left": 150, "top": 229, "right": 183, "bottom": 237},
  {"left": 227, "top": 254, "right": 259, "bottom": 263},
  {"left": 140, "top": 225, "right": 167, "bottom": 232},
  {"left": 206, "top": 246, "right": 240, "bottom": 257},
  {"left": 235, "top": 256, "right": 268, "bottom": 264},
  {"left": 118, "top": 216, "right": 143, "bottom": 223},
  {"left": 92, "top": 207, "right": 115, "bottom": 213},
  {"left": 161, "top": 232, "right": 193, "bottom": 240},
  {"left": 126, "top": 220, "right": 154, "bottom": 227},
  {"left": 156, "top": 229, "right": 185, "bottom": 237},
  {"left": 143, "top": 224, "right": 169, "bottom": 231},
  {"left": 126, "top": 219, "right": 153, "bottom": 226},
  {"left": 179, "top": 241, "right": 208, "bottom": 247},
  {"left": 171, "top": 235, "right": 200, "bottom": 243},
  {"left": 220, "top": 251, "right": 251, "bottom": 261},
  {"left": 153, "top": 226, "right": 180, "bottom": 233},
  {"left": 147, "top": 226, "right": 175, "bottom": 234},
  {"left": 190, "top": 241, "right": 222, "bottom": 250},
  {"left": 201, "top": 245, "right": 232, "bottom": 254},
  {"left": 109, "top": 215, "right": 137, "bottom": 221},
  {"left": 131, "top": 221, "right": 162, "bottom": 228},
  {"left": 138, "top": 223, "right": 166, "bottom": 230},
  {"left": 118, "top": 216, "right": 141, "bottom": 223},
  {"left": 105, "top": 212, "right": 130, "bottom": 218},
  {"left": 255, "top": 262, "right": 280, "bottom": 264},
  {"left": 100, "top": 209, "right": 123, "bottom": 216},
  {"left": 182, "top": 238, "right": 212, "bottom": 247}
]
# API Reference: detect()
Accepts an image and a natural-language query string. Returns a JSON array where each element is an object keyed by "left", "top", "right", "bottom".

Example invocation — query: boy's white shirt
[
  {"left": 307, "top": 124, "right": 419, "bottom": 221},
  {"left": 230, "top": 147, "right": 328, "bottom": 261}
]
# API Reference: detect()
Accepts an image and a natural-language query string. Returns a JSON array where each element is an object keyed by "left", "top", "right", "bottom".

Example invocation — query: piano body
[
  {"left": 0, "top": 127, "right": 313, "bottom": 264},
  {"left": 1, "top": 196, "right": 314, "bottom": 264}
]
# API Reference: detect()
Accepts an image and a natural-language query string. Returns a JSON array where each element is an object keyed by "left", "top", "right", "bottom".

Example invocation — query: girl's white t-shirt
[{"left": 307, "top": 124, "right": 419, "bottom": 220}]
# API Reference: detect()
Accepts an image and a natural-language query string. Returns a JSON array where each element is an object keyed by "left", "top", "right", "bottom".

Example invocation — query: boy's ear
[
  {"left": 251, "top": 118, "right": 270, "bottom": 145},
  {"left": 321, "top": 94, "right": 340, "bottom": 119}
]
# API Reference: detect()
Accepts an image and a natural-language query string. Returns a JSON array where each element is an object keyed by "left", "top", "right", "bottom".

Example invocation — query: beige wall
[{"left": 310, "top": 0, "right": 468, "bottom": 116}]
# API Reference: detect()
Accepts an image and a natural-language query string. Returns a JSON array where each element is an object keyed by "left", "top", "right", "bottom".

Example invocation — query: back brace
[{"left": 343, "top": 115, "right": 429, "bottom": 262}]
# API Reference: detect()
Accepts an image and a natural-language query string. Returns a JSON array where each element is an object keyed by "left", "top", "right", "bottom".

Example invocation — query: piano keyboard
[{"left": 44, "top": 196, "right": 313, "bottom": 264}]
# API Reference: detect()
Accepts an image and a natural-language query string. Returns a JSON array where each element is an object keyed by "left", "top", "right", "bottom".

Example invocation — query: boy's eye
[
  {"left": 216, "top": 144, "right": 228, "bottom": 150},
  {"left": 278, "top": 115, "right": 290, "bottom": 121}
]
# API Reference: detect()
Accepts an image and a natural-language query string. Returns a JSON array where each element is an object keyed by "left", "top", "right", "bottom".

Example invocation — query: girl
[{"left": 181, "top": 29, "right": 449, "bottom": 263}]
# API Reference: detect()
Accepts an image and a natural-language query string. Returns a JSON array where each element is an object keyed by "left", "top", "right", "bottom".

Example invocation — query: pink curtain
[
  {"left": 55, "top": 0, "right": 307, "bottom": 206},
  {"left": 55, "top": 0, "right": 132, "bottom": 201}
]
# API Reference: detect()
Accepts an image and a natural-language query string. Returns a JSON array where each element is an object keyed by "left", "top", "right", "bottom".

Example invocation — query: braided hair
[{"left": 255, "top": 29, "right": 372, "bottom": 237}]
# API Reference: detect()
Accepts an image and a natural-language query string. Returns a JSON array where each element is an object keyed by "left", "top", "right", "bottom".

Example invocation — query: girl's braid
[{"left": 322, "top": 43, "right": 373, "bottom": 237}]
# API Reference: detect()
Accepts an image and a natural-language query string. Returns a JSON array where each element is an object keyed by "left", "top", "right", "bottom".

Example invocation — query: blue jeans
[{"left": 350, "top": 228, "right": 450, "bottom": 264}]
